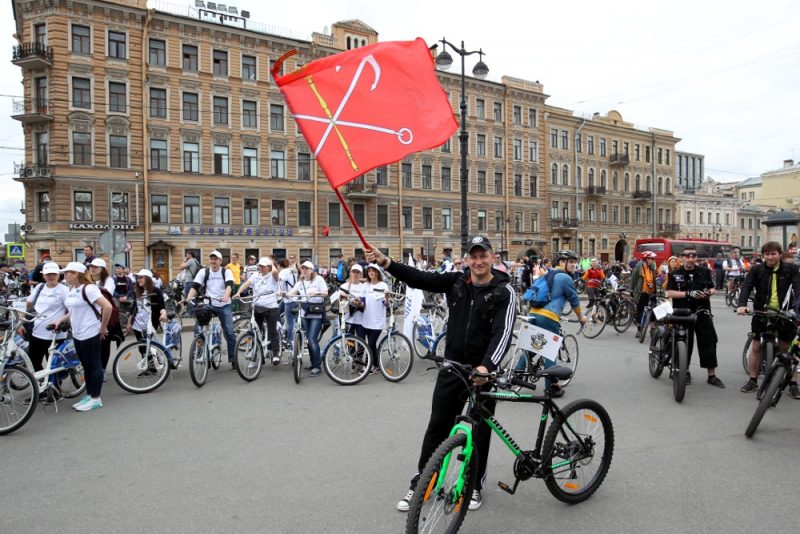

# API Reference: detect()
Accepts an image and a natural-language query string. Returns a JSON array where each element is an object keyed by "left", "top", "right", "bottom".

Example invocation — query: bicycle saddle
[
  {"left": 535, "top": 365, "right": 573, "bottom": 381},
  {"left": 421, "top": 302, "right": 437, "bottom": 310},
  {"left": 664, "top": 312, "right": 697, "bottom": 326},
  {"left": 167, "top": 312, "right": 177, "bottom": 320},
  {"left": 46, "top": 322, "right": 71, "bottom": 332}
]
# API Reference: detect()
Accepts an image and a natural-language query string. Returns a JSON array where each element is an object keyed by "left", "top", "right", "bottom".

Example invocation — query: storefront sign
[
  {"left": 69, "top": 223, "right": 137, "bottom": 230},
  {"left": 186, "top": 226, "right": 294, "bottom": 237}
]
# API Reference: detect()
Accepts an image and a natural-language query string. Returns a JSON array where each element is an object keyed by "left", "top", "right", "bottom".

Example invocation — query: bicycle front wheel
[
  {"left": 638, "top": 312, "right": 651, "bottom": 344},
  {"left": 745, "top": 364, "right": 787, "bottom": 438},
  {"left": 0, "top": 364, "right": 38, "bottom": 436},
  {"left": 322, "top": 335, "right": 372, "bottom": 385},
  {"left": 672, "top": 339, "right": 688, "bottom": 403},
  {"left": 557, "top": 334, "right": 579, "bottom": 386},
  {"left": 406, "top": 432, "right": 476, "bottom": 534},
  {"left": 582, "top": 305, "right": 608, "bottom": 339},
  {"left": 189, "top": 336, "right": 208, "bottom": 388},
  {"left": 412, "top": 320, "right": 434, "bottom": 359},
  {"left": 292, "top": 332, "right": 303, "bottom": 384},
  {"left": 542, "top": 399, "right": 614, "bottom": 504},
  {"left": 54, "top": 364, "right": 86, "bottom": 399},
  {"left": 234, "top": 331, "right": 263, "bottom": 382},
  {"left": 741, "top": 333, "right": 754, "bottom": 374},
  {"left": 113, "top": 341, "right": 171, "bottom": 394},
  {"left": 613, "top": 301, "right": 635, "bottom": 333},
  {"left": 377, "top": 332, "right": 414, "bottom": 382}
]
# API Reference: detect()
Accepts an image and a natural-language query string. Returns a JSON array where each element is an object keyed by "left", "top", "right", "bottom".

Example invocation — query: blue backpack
[{"left": 522, "top": 270, "right": 557, "bottom": 308}]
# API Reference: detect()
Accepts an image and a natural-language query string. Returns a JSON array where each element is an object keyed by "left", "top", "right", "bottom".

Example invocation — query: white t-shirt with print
[
  {"left": 27, "top": 283, "right": 69, "bottom": 340},
  {"left": 291, "top": 276, "right": 328, "bottom": 318},
  {"left": 250, "top": 272, "right": 280, "bottom": 309},
  {"left": 64, "top": 283, "right": 103, "bottom": 341},
  {"left": 193, "top": 267, "right": 234, "bottom": 307},
  {"left": 97, "top": 277, "right": 116, "bottom": 295},
  {"left": 341, "top": 281, "right": 367, "bottom": 325},
  {"left": 361, "top": 281, "right": 388, "bottom": 330},
  {"left": 278, "top": 268, "right": 297, "bottom": 293},
  {"left": 723, "top": 258, "right": 743, "bottom": 277}
]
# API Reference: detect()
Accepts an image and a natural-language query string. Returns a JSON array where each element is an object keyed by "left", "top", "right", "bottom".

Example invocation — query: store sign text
[{"left": 187, "top": 226, "right": 294, "bottom": 237}]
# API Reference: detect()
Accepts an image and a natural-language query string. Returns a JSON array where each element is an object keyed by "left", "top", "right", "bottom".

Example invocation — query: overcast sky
[{"left": 1, "top": 0, "right": 798, "bottom": 231}]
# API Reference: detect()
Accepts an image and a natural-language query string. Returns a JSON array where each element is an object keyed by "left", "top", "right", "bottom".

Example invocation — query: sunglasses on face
[{"left": 682, "top": 253, "right": 697, "bottom": 258}]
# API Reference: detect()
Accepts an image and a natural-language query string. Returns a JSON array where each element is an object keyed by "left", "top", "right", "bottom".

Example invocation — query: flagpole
[{"left": 333, "top": 186, "right": 372, "bottom": 250}]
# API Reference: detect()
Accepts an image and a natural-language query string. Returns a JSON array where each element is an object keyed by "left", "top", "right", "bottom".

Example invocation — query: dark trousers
[
  {"left": 714, "top": 269, "right": 724, "bottom": 290},
  {"left": 74, "top": 335, "right": 103, "bottom": 398},
  {"left": 27, "top": 335, "right": 52, "bottom": 372},
  {"left": 685, "top": 312, "right": 718, "bottom": 369},
  {"left": 636, "top": 292, "right": 654, "bottom": 326},
  {"left": 410, "top": 370, "right": 497, "bottom": 492},
  {"left": 363, "top": 327, "right": 382, "bottom": 368},
  {"left": 255, "top": 307, "right": 281, "bottom": 355}
]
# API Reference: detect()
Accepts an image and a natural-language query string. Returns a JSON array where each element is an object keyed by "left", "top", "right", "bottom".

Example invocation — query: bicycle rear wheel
[
  {"left": 54, "top": 364, "right": 86, "bottom": 399},
  {"left": 406, "top": 432, "right": 476, "bottom": 534},
  {"left": 412, "top": 320, "right": 434, "bottom": 359},
  {"left": 745, "top": 364, "right": 786, "bottom": 437},
  {"left": 234, "top": 331, "right": 263, "bottom": 382},
  {"left": 638, "top": 312, "right": 651, "bottom": 344},
  {"left": 542, "top": 399, "right": 614, "bottom": 504},
  {"left": 648, "top": 329, "right": 665, "bottom": 379},
  {"left": 613, "top": 301, "right": 635, "bottom": 333},
  {"left": 672, "top": 339, "right": 688, "bottom": 403},
  {"left": 322, "top": 335, "right": 372, "bottom": 385},
  {"left": 292, "top": 332, "right": 303, "bottom": 384},
  {"left": 188, "top": 336, "right": 208, "bottom": 388},
  {"left": 741, "top": 334, "right": 754, "bottom": 374},
  {"left": 0, "top": 364, "right": 38, "bottom": 436},
  {"left": 556, "top": 334, "right": 579, "bottom": 386},
  {"left": 377, "top": 332, "right": 413, "bottom": 382},
  {"left": 582, "top": 305, "right": 608, "bottom": 339},
  {"left": 113, "top": 340, "right": 171, "bottom": 394}
]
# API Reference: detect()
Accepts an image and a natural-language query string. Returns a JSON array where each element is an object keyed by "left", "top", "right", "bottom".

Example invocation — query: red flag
[{"left": 272, "top": 38, "right": 458, "bottom": 189}]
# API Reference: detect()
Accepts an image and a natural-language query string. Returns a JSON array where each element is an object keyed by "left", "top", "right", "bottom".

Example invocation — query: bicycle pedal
[{"left": 497, "top": 479, "right": 520, "bottom": 495}]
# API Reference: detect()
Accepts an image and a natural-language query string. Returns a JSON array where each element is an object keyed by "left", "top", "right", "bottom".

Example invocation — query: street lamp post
[{"left": 434, "top": 39, "right": 488, "bottom": 256}]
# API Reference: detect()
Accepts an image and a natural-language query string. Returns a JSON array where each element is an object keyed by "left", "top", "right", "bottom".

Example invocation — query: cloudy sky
[{"left": 0, "top": 0, "right": 798, "bottom": 231}]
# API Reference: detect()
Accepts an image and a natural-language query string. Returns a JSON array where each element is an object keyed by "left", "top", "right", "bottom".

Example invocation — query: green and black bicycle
[{"left": 406, "top": 357, "right": 614, "bottom": 534}]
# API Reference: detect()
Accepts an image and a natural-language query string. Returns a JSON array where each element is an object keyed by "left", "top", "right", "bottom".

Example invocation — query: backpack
[
  {"left": 82, "top": 284, "right": 120, "bottom": 327},
  {"left": 522, "top": 270, "right": 557, "bottom": 308}
]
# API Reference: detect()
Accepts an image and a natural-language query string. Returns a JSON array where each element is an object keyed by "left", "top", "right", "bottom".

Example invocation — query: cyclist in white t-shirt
[
  {"left": 723, "top": 250, "right": 746, "bottom": 293},
  {"left": 186, "top": 250, "right": 236, "bottom": 365},
  {"left": 277, "top": 258, "right": 298, "bottom": 350},
  {"left": 282, "top": 261, "right": 328, "bottom": 377},
  {"left": 339, "top": 264, "right": 367, "bottom": 335},
  {"left": 363, "top": 264, "right": 389, "bottom": 374},
  {"left": 235, "top": 257, "right": 282, "bottom": 364},
  {"left": 21, "top": 262, "right": 69, "bottom": 374}
]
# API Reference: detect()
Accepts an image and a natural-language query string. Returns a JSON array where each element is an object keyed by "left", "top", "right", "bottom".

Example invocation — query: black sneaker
[
  {"left": 685, "top": 372, "right": 692, "bottom": 385},
  {"left": 789, "top": 384, "right": 800, "bottom": 399},
  {"left": 707, "top": 376, "right": 725, "bottom": 388},
  {"left": 740, "top": 379, "right": 758, "bottom": 393}
]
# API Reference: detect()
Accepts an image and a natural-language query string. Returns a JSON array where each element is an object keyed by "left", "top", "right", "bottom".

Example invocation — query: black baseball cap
[{"left": 468, "top": 235, "right": 492, "bottom": 253}]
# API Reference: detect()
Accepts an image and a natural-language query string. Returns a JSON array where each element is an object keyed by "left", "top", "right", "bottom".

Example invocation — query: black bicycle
[
  {"left": 745, "top": 329, "right": 799, "bottom": 437},
  {"left": 739, "top": 309, "right": 793, "bottom": 376},
  {"left": 648, "top": 308, "right": 702, "bottom": 403}
]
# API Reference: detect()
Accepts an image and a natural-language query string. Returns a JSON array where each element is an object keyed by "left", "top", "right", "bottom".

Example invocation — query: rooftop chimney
[{"left": 784, "top": 159, "right": 794, "bottom": 168}]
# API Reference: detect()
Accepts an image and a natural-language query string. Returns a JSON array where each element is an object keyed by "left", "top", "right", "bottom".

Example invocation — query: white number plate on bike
[
  {"left": 516, "top": 323, "right": 563, "bottom": 362},
  {"left": 653, "top": 301, "right": 673, "bottom": 321}
]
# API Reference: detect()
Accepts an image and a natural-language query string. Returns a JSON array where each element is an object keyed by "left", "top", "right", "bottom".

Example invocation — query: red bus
[{"left": 634, "top": 238, "right": 734, "bottom": 268}]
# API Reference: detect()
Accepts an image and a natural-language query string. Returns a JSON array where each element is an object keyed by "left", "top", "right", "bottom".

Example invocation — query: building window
[
  {"left": 477, "top": 171, "right": 487, "bottom": 194},
  {"left": 494, "top": 172, "right": 503, "bottom": 195},
  {"left": 182, "top": 92, "right": 198, "bottom": 121},
  {"left": 665, "top": 149, "right": 671, "bottom": 166},
  {"left": 561, "top": 130, "right": 569, "bottom": 149},
  {"left": 353, "top": 203, "right": 366, "bottom": 227},
  {"left": 243, "top": 148, "right": 258, "bottom": 177},
  {"left": 577, "top": 167, "right": 583, "bottom": 188},
  {"left": 72, "top": 77, "right": 91, "bottom": 109},
  {"left": 214, "top": 197, "right": 230, "bottom": 225},
  {"left": 529, "top": 176, "right": 538, "bottom": 197},
  {"left": 37, "top": 192, "right": 50, "bottom": 222},
  {"left": 528, "top": 108, "right": 537, "bottom": 127},
  {"left": 515, "top": 211, "right": 523, "bottom": 232},
  {"left": 109, "top": 135, "right": 128, "bottom": 168},
  {"left": 477, "top": 209, "right": 487, "bottom": 231},
  {"left": 601, "top": 170, "right": 607, "bottom": 188},
  {"left": 624, "top": 173, "right": 630, "bottom": 192},
  {"left": 513, "top": 105, "right": 521, "bottom": 125},
  {"left": 476, "top": 98, "right": 485, "bottom": 119},
  {"left": 242, "top": 100, "right": 257, "bottom": 128},
  {"left": 402, "top": 163, "right": 412, "bottom": 187},
  {"left": 550, "top": 128, "right": 558, "bottom": 148},
  {"left": 514, "top": 174, "right": 522, "bottom": 196},
  {"left": 376, "top": 165, "right": 388, "bottom": 186},
  {"left": 657, "top": 148, "right": 663, "bottom": 164},
  {"left": 600, "top": 137, "right": 607, "bottom": 157},
  {"left": 377, "top": 204, "right": 389, "bottom": 228},
  {"left": 635, "top": 207, "right": 642, "bottom": 225},
  {"left": 551, "top": 163, "right": 558, "bottom": 185},
  {"left": 329, "top": 202, "right": 341, "bottom": 227},
  {"left": 600, "top": 204, "right": 608, "bottom": 222},
  {"left": 109, "top": 82, "right": 126, "bottom": 113},
  {"left": 242, "top": 54, "right": 257, "bottom": 80},
  {"left": 587, "top": 135, "right": 594, "bottom": 155},
  {"left": 212, "top": 49, "right": 228, "bottom": 76},
  {"left": 213, "top": 145, "right": 229, "bottom": 175},
  {"left": 513, "top": 139, "right": 522, "bottom": 160},
  {"left": 576, "top": 133, "right": 582, "bottom": 153},
  {"left": 149, "top": 39, "right": 166, "bottom": 66},
  {"left": 243, "top": 198, "right": 259, "bottom": 225},
  {"left": 645, "top": 145, "right": 651, "bottom": 163},
  {"left": 151, "top": 194, "right": 168, "bottom": 223},
  {"left": 421, "top": 165, "right": 432, "bottom": 189},
  {"left": 270, "top": 150, "right": 285, "bottom": 179},
  {"left": 270, "top": 104, "right": 285, "bottom": 131},
  {"left": 531, "top": 212, "right": 539, "bottom": 232},
  {"left": 184, "top": 196, "right": 200, "bottom": 224},
  {"left": 73, "top": 191, "right": 92, "bottom": 221},
  {"left": 182, "top": 44, "right": 198, "bottom": 71},
  {"left": 183, "top": 142, "right": 199, "bottom": 173},
  {"left": 150, "top": 88, "right": 167, "bottom": 118},
  {"left": 441, "top": 137, "right": 451, "bottom": 152},
  {"left": 562, "top": 164, "right": 569, "bottom": 186},
  {"left": 624, "top": 206, "right": 631, "bottom": 224},
  {"left": 529, "top": 140, "right": 538, "bottom": 162},
  {"left": 612, "top": 205, "right": 619, "bottom": 223},
  {"left": 35, "top": 132, "right": 48, "bottom": 165},
  {"left": 442, "top": 208, "right": 452, "bottom": 230},
  {"left": 297, "top": 152, "right": 311, "bottom": 181},
  {"left": 476, "top": 134, "right": 486, "bottom": 156},
  {"left": 423, "top": 207, "right": 433, "bottom": 229},
  {"left": 397, "top": 206, "right": 412, "bottom": 229},
  {"left": 150, "top": 139, "right": 167, "bottom": 170},
  {"left": 493, "top": 102, "right": 502, "bottom": 121},
  {"left": 441, "top": 166, "right": 451, "bottom": 191},
  {"left": 298, "top": 201, "right": 312, "bottom": 227},
  {"left": 72, "top": 132, "right": 91, "bottom": 165},
  {"left": 213, "top": 96, "right": 228, "bottom": 125},
  {"left": 494, "top": 136, "right": 503, "bottom": 158},
  {"left": 72, "top": 25, "right": 90, "bottom": 54},
  {"left": 634, "top": 144, "right": 640, "bottom": 161},
  {"left": 108, "top": 31, "right": 126, "bottom": 59}
]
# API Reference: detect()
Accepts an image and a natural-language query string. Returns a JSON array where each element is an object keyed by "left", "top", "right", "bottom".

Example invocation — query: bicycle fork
[{"left": 431, "top": 422, "right": 474, "bottom": 508}]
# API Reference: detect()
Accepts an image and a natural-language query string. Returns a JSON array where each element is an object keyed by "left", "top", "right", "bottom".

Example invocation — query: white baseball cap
[
  {"left": 350, "top": 264, "right": 363, "bottom": 272},
  {"left": 90, "top": 258, "right": 107, "bottom": 269},
  {"left": 258, "top": 257, "right": 272, "bottom": 267},
  {"left": 209, "top": 250, "right": 223, "bottom": 260},
  {"left": 301, "top": 260, "right": 315, "bottom": 270},
  {"left": 136, "top": 269, "right": 154, "bottom": 279},
  {"left": 61, "top": 261, "right": 87, "bottom": 274},
  {"left": 42, "top": 262, "right": 60, "bottom": 275}
]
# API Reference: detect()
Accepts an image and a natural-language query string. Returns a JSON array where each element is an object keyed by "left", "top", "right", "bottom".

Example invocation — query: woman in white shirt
[
  {"left": 283, "top": 261, "right": 328, "bottom": 377},
  {"left": 20, "top": 262, "right": 69, "bottom": 373},
  {"left": 235, "top": 257, "right": 282, "bottom": 364},
  {"left": 51, "top": 262, "right": 113, "bottom": 412},
  {"left": 277, "top": 258, "right": 298, "bottom": 350},
  {"left": 339, "top": 264, "right": 366, "bottom": 337},
  {"left": 363, "top": 264, "right": 389, "bottom": 374},
  {"left": 89, "top": 257, "right": 123, "bottom": 373}
]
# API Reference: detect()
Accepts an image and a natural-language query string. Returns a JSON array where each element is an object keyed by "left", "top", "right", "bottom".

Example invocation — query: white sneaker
[
  {"left": 72, "top": 395, "right": 90, "bottom": 409},
  {"left": 397, "top": 489, "right": 414, "bottom": 512},
  {"left": 246, "top": 360, "right": 258, "bottom": 370},
  {"left": 468, "top": 489, "right": 482, "bottom": 511},
  {"left": 75, "top": 397, "right": 103, "bottom": 412},
  {"left": 272, "top": 355, "right": 281, "bottom": 365}
]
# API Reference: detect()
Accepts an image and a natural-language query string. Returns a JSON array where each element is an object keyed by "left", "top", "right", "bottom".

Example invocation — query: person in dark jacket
[
  {"left": 127, "top": 269, "right": 167, "bottom": 359},
  {"left": 368, "top": 235, "right": 516, "bottom": 513},
  {"left": 737, "top": 241, "right": 800, "bottom": 396}
]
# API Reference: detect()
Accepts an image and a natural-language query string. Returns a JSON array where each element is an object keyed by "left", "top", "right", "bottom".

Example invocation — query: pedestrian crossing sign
[{"left": 6, "top": 243, "right": 25, "bottom": 259}]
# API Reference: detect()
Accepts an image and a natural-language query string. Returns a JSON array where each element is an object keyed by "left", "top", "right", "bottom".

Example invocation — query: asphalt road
[{"left": 4, "top": 295, "right": 799, "bottom": 533}]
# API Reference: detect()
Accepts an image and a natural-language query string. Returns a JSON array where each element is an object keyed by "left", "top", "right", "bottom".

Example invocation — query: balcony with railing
[
  {"left": 632, "top": 189, "right": 653, "bottom": 200},
  {"left": 551, "top": 217, "right": 579, "bottom": 229},
  {"left": 14, "top": 163, "right": 55, "bottom": 183},
  {"left": 344, "top": 181, "right": 378, "bottom": 198},
  {"left": 12, "top": 98, "right": 53, "bottom": 124},
  {"left": 657, "top": 223, "right": 680, "bottom": 234},
  {"left": 12, "top": 42, "right": 53, "bottom": 69},
  {"left": 585, "top": 185, "right": 607, "bottom": 196},
  {"left": 609, "top": 152, "right": 630, "bottom": 166}
]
